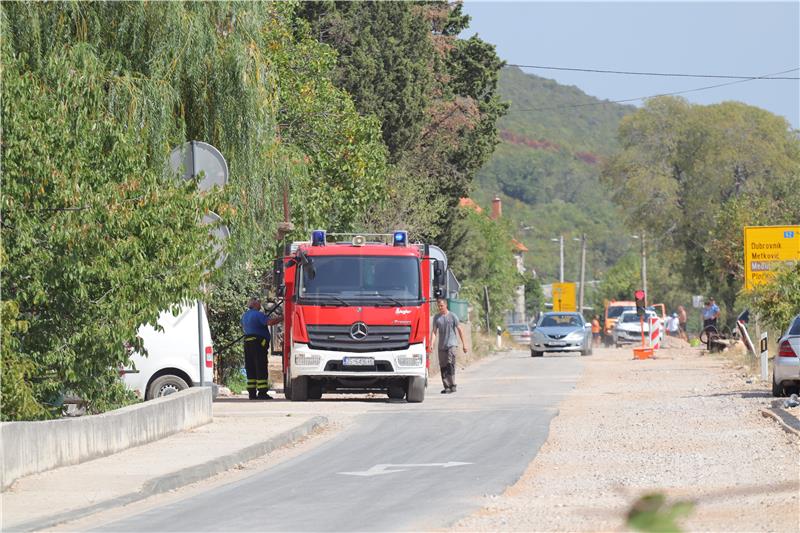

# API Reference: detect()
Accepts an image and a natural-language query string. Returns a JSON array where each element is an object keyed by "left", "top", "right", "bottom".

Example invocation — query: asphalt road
[{"left": 101, "top": 350, "right": 584, "bottom": 532}]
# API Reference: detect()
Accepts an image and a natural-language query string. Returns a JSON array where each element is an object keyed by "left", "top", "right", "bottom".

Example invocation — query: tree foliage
[
  {"left": 1, "top": 39, "right": 217, "bottom": 418},
  {"left": 742, "top": 263, "right": 800, "bottom": 334},
  {"left": 1, "top": 1, "right": 392, "bottom": 418},
  {"left": 448, "top": 207, "right": 521, "bottom": 328},
  {"left": 297, "top": 1, "right": 507, "bottom": 244},
  {"left": 602, "top": 96, "right": 800, "bottom": 322}
]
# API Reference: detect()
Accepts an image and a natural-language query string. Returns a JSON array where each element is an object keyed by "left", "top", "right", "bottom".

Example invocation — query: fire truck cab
[{"left": 274, "top": 230, "right": 445, "bottom": 403}]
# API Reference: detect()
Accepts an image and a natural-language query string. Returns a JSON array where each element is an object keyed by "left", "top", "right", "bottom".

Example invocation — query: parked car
[
  {"left": 121, "top": 301, "right": 217, "bottom": 400},
  {"left": 613, "top": 310, "right": 663, "bottom": 348},
  {"left": 530, "top": 312, "right": 592, "bottom": 357},
  {"left": 506, "top": 323, "right": 532, "bottom": 345},
  {"left": 772, "top": 314, "right": 800, "bottom": 397}
]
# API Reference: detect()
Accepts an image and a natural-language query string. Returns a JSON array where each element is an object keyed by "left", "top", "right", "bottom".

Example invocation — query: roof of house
[
  {"left": 458, "top": 197, "right": 483, "bottom": 213},
  {"left": 511, "top": 238, "right": 529, "bottom": 252}
]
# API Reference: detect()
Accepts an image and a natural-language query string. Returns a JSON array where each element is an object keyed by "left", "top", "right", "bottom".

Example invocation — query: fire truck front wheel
[
  {"left": 308, "top": 380, "right": 323, "bottom": 400},
  {"left": 283, "top": 372, "right": 292, "bottom": 400},
  {"left": 406, "top": 376, "right": 426, "bottom": 403},
  {"left": 291, "top": 376, "right": 308, "bottom": 401}
]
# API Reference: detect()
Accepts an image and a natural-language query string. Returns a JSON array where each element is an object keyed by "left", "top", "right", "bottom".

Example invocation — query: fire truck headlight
[
  {"left": 396, "top": 354, "right": 422, "bottom": 367},
  {"left": 295, "top": 354, "right": 321, "bottom": 366}
]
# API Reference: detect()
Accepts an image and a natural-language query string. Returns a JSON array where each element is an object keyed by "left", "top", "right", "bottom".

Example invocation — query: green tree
[
  {"left": 297, "top": 1, "right": 507, "bottom": 246},
  {"left": 448, "top": 207, "right": 521, "bottom": 328},
  {"left": 1, "top": 44, "right": 217, "bottom": 419},
  {"left": 2, "top": 1, "right": 393, "bottom": 415},
  {"left": 742, "top": 263, "right": 800, "bottom": 334},
  {"left": 602, "top": 97, "right": 800, "bottom": 323},
  {"left": 296, "top": 1, "right": 434, "bottom": 162},
  {"left": 524, "top": 275, "right": 545, "bottom": 318}
]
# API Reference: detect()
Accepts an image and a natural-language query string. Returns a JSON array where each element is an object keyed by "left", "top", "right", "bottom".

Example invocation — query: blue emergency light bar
[
  {"left": 311, "top": 229, "right": 326, "bottom": 246},
  {"left": 393, "top": 230, "right": 408, "bottom": 247}
]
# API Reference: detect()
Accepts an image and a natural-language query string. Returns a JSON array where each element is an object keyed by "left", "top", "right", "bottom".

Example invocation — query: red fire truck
[{"left": 274, "top": 230, "right": 445, "bottom": 403}]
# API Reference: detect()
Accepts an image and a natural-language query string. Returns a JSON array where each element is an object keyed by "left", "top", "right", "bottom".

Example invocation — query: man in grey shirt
[{"left": 428, "top": 298, "right": 468, "bottom": 394}]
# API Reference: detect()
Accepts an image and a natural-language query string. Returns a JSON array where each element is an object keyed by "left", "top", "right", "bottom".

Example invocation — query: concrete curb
[
  {"left": 760, "top": 408, "right": 800, "bottom": 437},
  {"left": 6, "top": 416, "right": 328, "bottom": 532},
  {"left": 1, "top": 388, "right": 212, "bottom": 490}
]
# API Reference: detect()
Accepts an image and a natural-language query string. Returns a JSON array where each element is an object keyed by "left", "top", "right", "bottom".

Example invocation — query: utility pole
[
  {"left": 579, "top": 234, "right": 586, "bottom": 314},
  {"left": 641, "top": 230, "right": 648, "bottom": 304}
]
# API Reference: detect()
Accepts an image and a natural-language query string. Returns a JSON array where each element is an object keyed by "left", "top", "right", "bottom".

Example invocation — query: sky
[{"left": 462, "top": 1, "right": 800, "bottom": 129}]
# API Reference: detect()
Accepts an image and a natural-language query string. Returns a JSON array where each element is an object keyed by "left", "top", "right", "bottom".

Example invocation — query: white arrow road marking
[{"left": 338, "top": 461, "right": 472, "bottom": 477}]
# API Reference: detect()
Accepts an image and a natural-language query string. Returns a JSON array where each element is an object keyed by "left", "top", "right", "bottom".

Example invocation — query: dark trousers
[
  {"left": 438, "top": 347, "right": 456, "bottom": 389},
  {"left": 244, "top": 337, "right": 269, "bottom": 397}
]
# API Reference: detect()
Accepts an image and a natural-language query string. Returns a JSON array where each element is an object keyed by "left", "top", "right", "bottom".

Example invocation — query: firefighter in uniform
[{"left": 240, "top": 297, "right": 279, "bottom": 400}]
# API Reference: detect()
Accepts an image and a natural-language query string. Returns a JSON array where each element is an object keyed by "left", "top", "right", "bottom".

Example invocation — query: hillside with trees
[{"left": 471, "top": 67, "right": 636, "bottom": 297}]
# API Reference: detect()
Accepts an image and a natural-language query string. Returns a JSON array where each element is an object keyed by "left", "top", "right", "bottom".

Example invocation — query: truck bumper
[{"left": 290, "top": 342, "right": 427, "bottom": 380}]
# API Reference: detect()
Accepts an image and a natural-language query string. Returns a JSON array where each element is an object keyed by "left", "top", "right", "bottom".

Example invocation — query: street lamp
[{"left": 550, "top": 236, "right": 564, "bottom": 282}]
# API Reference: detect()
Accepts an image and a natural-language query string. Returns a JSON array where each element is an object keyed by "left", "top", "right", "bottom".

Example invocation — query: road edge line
[{"left": 6, "top": 416, "right": 328, "bottom": 532}]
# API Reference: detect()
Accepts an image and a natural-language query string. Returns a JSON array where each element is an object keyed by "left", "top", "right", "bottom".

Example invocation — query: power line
[
  {"left": 511, "top": 67, "right": 800, "bottom": 113},
  {"left": 506, "top": 63, "right": 800, "bottom": 80}
]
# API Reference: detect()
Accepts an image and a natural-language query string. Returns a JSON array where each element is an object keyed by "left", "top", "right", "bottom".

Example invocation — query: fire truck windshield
[{"left": 298, "top": 255, "right": 421, "bottom": 305}]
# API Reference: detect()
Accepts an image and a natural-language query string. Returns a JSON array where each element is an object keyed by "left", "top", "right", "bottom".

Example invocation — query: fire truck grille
[{"left": 307, "top": 325, "right": 411, "bottom": 353}]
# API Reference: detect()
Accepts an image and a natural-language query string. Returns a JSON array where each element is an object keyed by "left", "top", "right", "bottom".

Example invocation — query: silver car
[
  {"left": 772, "top": 314, "right": 800, "bottom": 397},
  {"left": 530, "top": 312, "right": 592, "bottom": 357},
  {"left": 506, "top": 323, "right": 532, "bottom": 345}
]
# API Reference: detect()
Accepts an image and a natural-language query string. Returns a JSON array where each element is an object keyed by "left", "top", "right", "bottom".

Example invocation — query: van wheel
[
  {"left": 406, "top": 376, "right": 425, "bottom": 403},
  {"left": 308, "top": 380, "right": 323, "bottom": 400},
  {"left": 387, "top": 383, "right": 406, "bottom": 400},
  {"left": 291, "top": 376, "right": 308, "bottom": 401},
  {"left": 147, "top": 375, "right": 188, "bottom": 400}
]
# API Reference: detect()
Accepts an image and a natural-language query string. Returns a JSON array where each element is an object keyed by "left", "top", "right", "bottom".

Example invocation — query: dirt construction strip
[{"left": 451, "top": 346, "right": 800, "bottom": 533}]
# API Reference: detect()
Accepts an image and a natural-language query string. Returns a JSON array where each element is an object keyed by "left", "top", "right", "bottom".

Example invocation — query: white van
[{"left": 122, "top": 301, "right": 216, "bottom": 400}]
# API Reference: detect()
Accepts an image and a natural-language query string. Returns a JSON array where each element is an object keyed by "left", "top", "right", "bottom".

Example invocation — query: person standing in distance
[
  {"left": 241, "top": 297, "right": 280, "bottom": 400},
  {"left": 428, "top": 298, "right": 467, "bottom": 394},
  {"left": 677, "top": 305, "right": 688, "bottom": 341},
  {"left": 591, "top": 315, "right": 601, "bottom": 346}
]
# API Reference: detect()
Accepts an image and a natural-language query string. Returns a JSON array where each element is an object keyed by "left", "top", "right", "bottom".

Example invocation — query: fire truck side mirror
[
  {"left": 298, "top": 250, "right": 315, "bottom": 280},
  {"left": 272, "top": 258, "right": 284, "bottom": 296},
  {"left": 433, "top": 260, "right": 444, "bottom": 284},
  {"left": 432, "top": 260, "right": 444, "bottom": 298}
]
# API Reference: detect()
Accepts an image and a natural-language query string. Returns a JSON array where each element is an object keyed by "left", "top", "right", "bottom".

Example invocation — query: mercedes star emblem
[{"left": 350, "top": 322, "right": 368, "bottom": 340}]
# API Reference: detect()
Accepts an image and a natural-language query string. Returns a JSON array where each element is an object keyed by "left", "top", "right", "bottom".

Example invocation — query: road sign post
[
  {"left": 169, "top": 141, "right": 230, "bottom": 388},
  {"left": 759, "top": 332, "right": 768, "bottom": 381}
]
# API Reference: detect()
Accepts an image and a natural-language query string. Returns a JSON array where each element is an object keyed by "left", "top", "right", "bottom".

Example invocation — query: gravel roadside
[{"left": 451, "top": 345, "right": 799, "bottom": 532}]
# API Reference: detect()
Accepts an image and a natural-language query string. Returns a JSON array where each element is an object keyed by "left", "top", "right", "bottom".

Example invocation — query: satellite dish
[
  {"left": 169, "top": 141, "right": 229, "bottom": 192},
  {"left": 202, "top": 211, "right": 231, "bottom": 270}
]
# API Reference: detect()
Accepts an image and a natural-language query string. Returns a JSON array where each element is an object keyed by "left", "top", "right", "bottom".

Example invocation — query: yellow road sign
[
  {"left": 743, "top": 225, "right": 799, "bottom": 289},
  {"left": 552, "top": 282, "right": 576, "bottom": 312}
]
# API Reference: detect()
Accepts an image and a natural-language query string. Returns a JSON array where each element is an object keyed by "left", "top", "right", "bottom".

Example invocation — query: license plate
[
  {"left": 343, "top": 357, "right": 374, "bottom": 366},
  {"left": 549, "top": 342, "right": 566, "bottom": 347}
]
